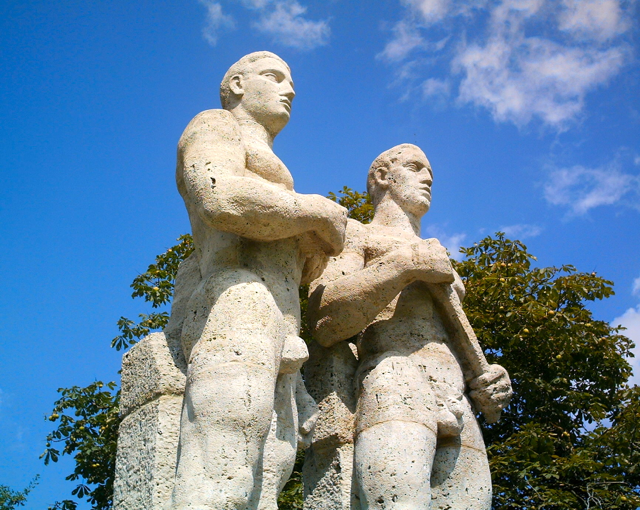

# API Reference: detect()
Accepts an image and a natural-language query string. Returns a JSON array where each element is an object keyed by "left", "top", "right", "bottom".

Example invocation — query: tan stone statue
[
  {"left": 306, "top": 144, "right": 512, "bottom": 509},
  {"left": 170, "top": 51, "right": 348, "bottom": 509}
]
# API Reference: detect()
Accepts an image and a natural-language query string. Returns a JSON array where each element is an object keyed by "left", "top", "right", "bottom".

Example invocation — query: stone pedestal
[
  {"left": 113, "top": 332, "right": 186, "bottom": 510},
  {"left": 303, "top": 340, "right": 359, "bottom": 510}
]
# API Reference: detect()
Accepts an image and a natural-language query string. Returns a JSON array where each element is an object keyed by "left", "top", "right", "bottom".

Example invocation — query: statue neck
[
  {"left": 230, "top": 109, "right": 276, "bottom": 149},
  {"left": 370, "top": 197, "right": 421, "bottom": 237}
]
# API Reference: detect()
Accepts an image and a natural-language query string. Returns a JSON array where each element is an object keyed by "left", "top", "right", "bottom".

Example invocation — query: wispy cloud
[
  {"left": 378, "top": 20, "right": 425, "bottom": 62},
  {"left": 500, "top": 223, "right": 543, "bottom": 239},
  {"left": 558, "top": 0, "right": 631, "bottom": 42},
  {"left": 422, "top": 77, "right": 450, "bottom": 99},
  {"left": 633, "top": 276, "right": 640, "bottom": 297},
  {"left": 380, "top": 0, "right": 633, "bottom": 129},
  {"left": 543, "top": 160, "right": 640, "bottom": 216},
  {"left": 254, "top": 1, "right": 330, "bottom": 50},
  {"left": 401, "top": 0, "right": 453, "bottom": 24},
  {"left": 613, "top": 305, "right": 640, "bottom": 387},
  {"left": 198, "top": 0, "right": 329, "bottom": 50},
  {"left": 425, "top": 225, "right": 467, "bottom": 261},
  {"left": 199, "top": 0, "right": 235, "bottom": 46}
]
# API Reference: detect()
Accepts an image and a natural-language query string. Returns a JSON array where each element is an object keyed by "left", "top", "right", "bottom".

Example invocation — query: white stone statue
[
  {"left": 306, "top": 144, "right": 512, "bottom": 509},
  {"left": 169, "top": 51, "right": 348, "bottom": 509}
]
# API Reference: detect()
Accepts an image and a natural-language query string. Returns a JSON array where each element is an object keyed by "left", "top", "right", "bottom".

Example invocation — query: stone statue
[
  {"left": 169, "top": 51, "right": 348, "bottom": 509},
  {"left": 306, "top": 144, "right": 512, "bottom": 509}
]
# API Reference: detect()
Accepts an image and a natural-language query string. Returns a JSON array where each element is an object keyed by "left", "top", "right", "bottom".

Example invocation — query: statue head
[
  {"left": 220, "top": 51, "right": 294, "bottom": 137},
  {"left": 367, "top": 144, "right": 433, "bottom": 218}
]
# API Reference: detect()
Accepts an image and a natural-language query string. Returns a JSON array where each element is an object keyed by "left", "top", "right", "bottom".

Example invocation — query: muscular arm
[
  {"left": 177, "top": 110, "right": 345, "bottom": 254},
  {"left": 308, "top": 225, "right": 458, "bottom": 348},
  {"left": 308, "top": 224, "right": 417, "bottom": 347}
]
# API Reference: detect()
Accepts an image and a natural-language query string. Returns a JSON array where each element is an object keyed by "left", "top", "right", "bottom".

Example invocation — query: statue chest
[{"left": 245, "top": 141, "right": 294, "bottom": 190}]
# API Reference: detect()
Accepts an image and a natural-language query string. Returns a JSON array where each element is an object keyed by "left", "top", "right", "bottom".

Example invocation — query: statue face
[
  {"left": 386, "top": 146, "right": 433, "bottom": 217},
  {"left": 235, "top": 57, "right": 295, "bottom": 133}
]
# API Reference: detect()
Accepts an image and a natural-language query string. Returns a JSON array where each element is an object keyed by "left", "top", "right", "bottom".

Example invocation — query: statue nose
[{"left": 281, "top": 82, "right": 295, "bottom": 99}]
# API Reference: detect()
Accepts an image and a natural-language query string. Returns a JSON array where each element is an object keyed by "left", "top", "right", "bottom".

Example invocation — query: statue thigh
[
  {"left": 172, "top": 268, "right": 288, "bottom": 509},
  {"left": 354, "top": 354, "right": 438, "bottom": 509}
]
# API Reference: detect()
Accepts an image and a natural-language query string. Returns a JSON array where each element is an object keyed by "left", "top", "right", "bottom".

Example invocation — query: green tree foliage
[
  {"left": 43, "top": 189, "right": 639, "bottom": 509},
  {"left": 0, "top": 476, "right": 38, "bottom": 509},
  {"left": 327, "top": 186, "right": 373, "bottom": 224},
  {"left": 112, "top": 234, "right": 194, "bottom": 351},
  {"left": 41, "top": 382, "right": 119, "bottom": 510},
  {"left": 42, "top": 236, "right": 193, "bottom": 509},
  {"left": 456, "top": 234, "right": 640, "bottom": 509}
]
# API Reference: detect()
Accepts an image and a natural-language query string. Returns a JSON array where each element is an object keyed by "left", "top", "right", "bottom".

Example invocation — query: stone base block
[
  {"left": 303, "top": 443, "right": 359, "bottom": 510},
  {"left": 113, "top": 395, "right": 182, "bottom": 510}
]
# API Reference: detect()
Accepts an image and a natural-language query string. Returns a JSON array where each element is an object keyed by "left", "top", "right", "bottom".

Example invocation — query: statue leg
[
  {"left": 171, "top": 271, "right": 287, "bottom": 510},
  {"left": 354, "top": 354, "right": 438, "bottom": 509},
  {"left": 252, "top": 372, "right": 298, "bottom": 510},
  {"left": 355, "top": 421, "right": 436, "bottom": 509},
  {"left": 430, "top": 397, "right": 492, "bottom": 510}
]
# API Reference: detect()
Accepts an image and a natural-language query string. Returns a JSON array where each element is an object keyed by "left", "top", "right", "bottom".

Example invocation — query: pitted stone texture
[
  {"left": 113, "top": 395, "right": 182, "bottom": 510},
  {"left": 304, "top": 340, "right": 357, "bottom": 450},
  {"left": 306, "top": 144, "right": 512, "bottom": 509},
  {"left": 166, "top": 51, "right": 346, "bottom": 509},
  {"left": 119, "top": 332, "right": 186, "bottom": 418},
  {"left": 303, "top": 340, "right": 358, "bottom": 510},
  {"left": 303, "top": 443, "right": 359, "bottom": 510},
  {"left": 163, "top": 252, "right": 201, "bottom": 361}
]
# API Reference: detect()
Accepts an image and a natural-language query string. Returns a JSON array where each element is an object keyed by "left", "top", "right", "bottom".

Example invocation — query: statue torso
[{"left": 356, "top": 228, "right": 465, "bottom": 391}]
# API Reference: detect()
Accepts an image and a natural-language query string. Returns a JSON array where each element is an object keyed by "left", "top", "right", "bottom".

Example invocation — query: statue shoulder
[
  {"left": 178, "top": 109, "right": 243, "bottom": 152},
  {"left": 343, "top": 218, "right": 370, "bottom": 253}
]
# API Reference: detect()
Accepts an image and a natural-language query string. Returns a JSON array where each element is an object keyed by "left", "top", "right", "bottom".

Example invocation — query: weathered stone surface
[
  {"left": 303, "top": 443, "right": 358, "bottom": 510},
  {"left": 166, "top": 51, "right": 346, "bottom": 509},
  {"left": 304, "top": 340, "right": 357, "bottom": 450},
  {"left": 119, "top": 332, "right": 185, "bottom": 419},
  {"left": 303, "top": 340, "right": 358, "bottom": 510},
  {"left": 306, "top": 144, "right": 512, "bottom": 509},
  {"left": 113, "top": 395, "right": 182, "bottom": 510}
]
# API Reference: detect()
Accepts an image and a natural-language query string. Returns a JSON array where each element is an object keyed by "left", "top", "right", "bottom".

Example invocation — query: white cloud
[
  {"left": 634, "top": 156, "right": 640, "bottom": 166},
  {"left": 379, "top": 21, "right": 425, "bottom": 62},
  {"left": 500, "top": 223, "right": 543, "bottom": 238},
  {"left": 240, "top": 0, "right": 271, "bottom": 8},
  {"left": 422, "top": 77, "right": 450, "bottom": 99},
  {"left": 402, "top": 0, "right": 451, "bottom": 24},
  {"left": 424, "top": 225, "right": 467, "bottom": 260},
  {"left": 254, "top": 1, "right": 330, "bottom": 50},
  {"left": 559, "top": 0, "right": 630, "bottom": 42},
  {"left": 198, "top": 0, "right": 329, "bottom": 49},
  {"left": 633, "top": 276, "right": 640, "bottom": 297},
  {"left": 612, "top": 305, "right": 640, "bottom": 387},
  {"left": 543, "top": 162, "right": 640, "bottom": 215},
  {"left": 199, "top": 0, "right": 235, "bottom": 46},
  {"left": 382, "top": 0, "right": 633, "bottom": 128},
  {"left": 453, "top": 6, "right": 627, "bottom": 127}
]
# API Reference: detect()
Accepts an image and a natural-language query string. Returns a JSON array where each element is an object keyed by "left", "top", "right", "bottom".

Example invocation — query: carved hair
[
  {"left": 367, "top": 144, "right": 421, "bottom": 206},
  {"left": 219, "top": 51, "right": 290, "bottom": 110}
]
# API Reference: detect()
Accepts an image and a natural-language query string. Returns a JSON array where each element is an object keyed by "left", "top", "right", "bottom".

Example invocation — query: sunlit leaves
[
  {"left": 327, "top": 186, "right": 374, "bottom": 224},
  {"left": 41, "top": 382, "right": 119, "bottom": 510},
  {"left": 0, "top": 476, "right": 39, "bottom": 509},
  {"left": 111, "top": 235, "right": 193, "bottom": 351},
  {"left": 456, "top": 233, "right": 639, "bottom": 509}
]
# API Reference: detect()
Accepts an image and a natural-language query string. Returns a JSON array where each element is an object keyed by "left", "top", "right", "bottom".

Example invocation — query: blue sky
[{"left": 1, "top": 0, "right": 639, "bottom": 506}]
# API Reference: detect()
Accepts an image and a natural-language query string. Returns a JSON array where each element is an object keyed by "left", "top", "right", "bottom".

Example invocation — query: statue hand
[
  {"left": 468, "top": 364, "right": 513, "bottom": 423},
  {"left": 295, "top": 372, "right": 319, "bottom": 449},
  {"left": 298, "top": 406, "right": 319, "bottom": 449},
  {"left": 408, "top": 238, "right": 455, "bottom": 284},
  {"left": 304, "top": 195, "right": 348, "bottom": 257}
]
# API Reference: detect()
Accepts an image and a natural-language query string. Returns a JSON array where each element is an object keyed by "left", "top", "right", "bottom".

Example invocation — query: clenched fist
[{"left": 468, "top": 364, "right": 513, "bottom": 423}]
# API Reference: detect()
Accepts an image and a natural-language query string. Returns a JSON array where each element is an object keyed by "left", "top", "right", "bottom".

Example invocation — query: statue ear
[
  {"left": 229, "top": 74, "right": 244, "bottom": 96},
  {"left": 374, "top": 166, "right": 390, "bottom": 190}
]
